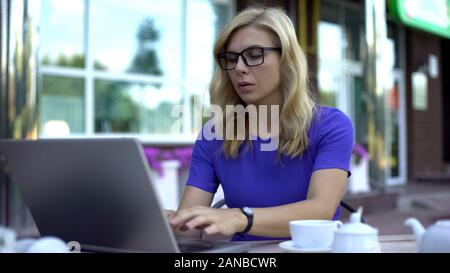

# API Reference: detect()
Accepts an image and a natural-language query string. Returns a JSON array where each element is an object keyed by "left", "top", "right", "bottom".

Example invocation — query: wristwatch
[{"left": 239, "top": 207, "right": 254, "bottom": 233}]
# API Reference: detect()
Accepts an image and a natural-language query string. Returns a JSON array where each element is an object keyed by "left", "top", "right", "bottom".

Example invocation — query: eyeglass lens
[{"left": 219, "top": 47, "right": 264, "bottom": 70}]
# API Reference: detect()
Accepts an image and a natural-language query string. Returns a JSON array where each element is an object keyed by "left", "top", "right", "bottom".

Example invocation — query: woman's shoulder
[
  {"left": 309, "top": 105, "right": 353, "bottom": 139},
  {"left": 193, "top": 123, "right": 224, "bottom": 151},
  {"left": 313, "top": 105, "right": 352, "bottom": 126},
  {"left": 314, "top": 105, "right": 350, "bottom": 120}
]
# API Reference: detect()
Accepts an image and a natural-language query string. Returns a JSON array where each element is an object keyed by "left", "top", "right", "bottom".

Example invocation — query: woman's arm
[
  {"left": 170, "top": 168, "right": 347, "bottom": 238},
  {"left": 178, "top": 185, "right": 214, "bottom": 210},
  {"left": 169, "top": 185, "right": 215, "bottom": 238},
  {"left": 248, "top": 168, "right": 347, "bottom": 237}
]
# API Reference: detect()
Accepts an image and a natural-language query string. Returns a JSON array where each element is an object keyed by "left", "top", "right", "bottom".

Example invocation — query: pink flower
[
  {"left": 352, "top": 143, "right": 369, "bottom": 164},
  {"left": 143, "top": 146, "right": 193, "bottom": 177}
]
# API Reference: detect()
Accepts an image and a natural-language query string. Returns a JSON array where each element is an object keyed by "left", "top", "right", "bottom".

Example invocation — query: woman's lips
[{"left": 237, "top": 82, "right": 255, "bottom": 92}]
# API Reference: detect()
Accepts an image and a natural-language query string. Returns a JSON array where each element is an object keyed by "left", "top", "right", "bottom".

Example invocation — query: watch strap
[{"left": 239, "top": 207, "right": 253, "bottom": 233}]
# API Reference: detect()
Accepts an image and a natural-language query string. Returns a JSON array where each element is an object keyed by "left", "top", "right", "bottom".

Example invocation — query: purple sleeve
[
  {"left": 312, "top": 109, "right": 354, "bottom": 176},
  {"left": 185, "top": 137, "right": 220, "bottom": 193}
]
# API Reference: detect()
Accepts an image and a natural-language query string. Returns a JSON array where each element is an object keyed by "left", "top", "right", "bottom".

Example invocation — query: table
[{"left": 247, "top": 234, "right": 417, "bottom": 253}]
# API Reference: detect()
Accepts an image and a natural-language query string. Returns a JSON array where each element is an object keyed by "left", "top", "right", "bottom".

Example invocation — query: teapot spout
[{"left": 404, "top": 218, "right": 425, "bottom": 247}]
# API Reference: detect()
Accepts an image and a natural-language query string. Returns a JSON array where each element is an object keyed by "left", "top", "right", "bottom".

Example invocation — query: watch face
[{"left": 243, "top": 207, "right": 253, "bottom": 215}]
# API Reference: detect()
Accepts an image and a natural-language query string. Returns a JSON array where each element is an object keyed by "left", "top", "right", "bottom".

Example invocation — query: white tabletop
[{"left": 247, "top": 234, "right": 417, "bottom": 253}]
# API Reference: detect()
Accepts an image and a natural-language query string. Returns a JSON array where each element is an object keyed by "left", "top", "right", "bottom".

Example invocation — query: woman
[{"left": 169, "top": 6, "right": 354, "bottom": 241}]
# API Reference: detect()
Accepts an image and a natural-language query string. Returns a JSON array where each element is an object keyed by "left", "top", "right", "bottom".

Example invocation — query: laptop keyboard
[{"left": 176, "top": 238, "right": 215, "bottom": 252}]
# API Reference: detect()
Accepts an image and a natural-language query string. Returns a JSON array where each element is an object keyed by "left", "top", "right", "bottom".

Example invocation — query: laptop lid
[{"left": 0, "top": 138, "right": 245, "bottom": 253}]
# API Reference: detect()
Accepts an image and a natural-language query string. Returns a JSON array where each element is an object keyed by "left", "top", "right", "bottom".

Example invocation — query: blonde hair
[{"left": 209, "top": 6, "right": 316, "bottom": 159}]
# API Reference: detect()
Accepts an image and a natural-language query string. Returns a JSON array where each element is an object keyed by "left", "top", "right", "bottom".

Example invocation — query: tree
[
  {"left": 95, "top": 18, "right": 164, "bottom": 132},
  {"left": 128, "top": 18, "right": 163, "bottom": 76}
]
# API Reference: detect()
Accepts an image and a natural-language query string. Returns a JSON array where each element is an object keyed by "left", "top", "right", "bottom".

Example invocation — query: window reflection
[
  {"left": 94, "top": 80, "right": 182, "bottom": 134},
  {"left": 38, "top": 0, "right": 233, "bottom": 137},
  {"left": 39, "top": 0, "right": 84, "bottom": 67},
  {"left": 127, "top": 18, "right": 163, "bottom": 75},
  {"left": 40, "top": 75, "right": 85, "bottom": 133},
  {"left": 91, "top": 0, "right": 180, "bottom": 78},
  {"left": 186, "top": 0, "right": 216, "bottom": 84}
]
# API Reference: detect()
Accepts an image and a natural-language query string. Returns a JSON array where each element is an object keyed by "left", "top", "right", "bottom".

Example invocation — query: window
[{"left": 38, "top": 0, "right": 234, "bottom": 142}]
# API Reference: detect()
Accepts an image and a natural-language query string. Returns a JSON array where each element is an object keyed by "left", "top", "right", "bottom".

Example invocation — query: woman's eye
[
  {"left": 247, "top": 50, "right": 262, "bottom": 58},
  {"left": 249, "top": 54, "right": 261, "bottom": 59},
  {"left": 227, "top": 56, "right": 237, "bottom": 62}
]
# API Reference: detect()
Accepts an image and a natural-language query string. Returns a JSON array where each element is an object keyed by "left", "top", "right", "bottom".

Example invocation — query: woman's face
[{"left": 226, "top": 26, "right": 282, "bottom": 106}]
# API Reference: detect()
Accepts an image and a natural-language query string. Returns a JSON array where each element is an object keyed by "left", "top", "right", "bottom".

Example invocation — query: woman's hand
[{"left": 169, "top": 206, "right": 248, "bottom": 236}]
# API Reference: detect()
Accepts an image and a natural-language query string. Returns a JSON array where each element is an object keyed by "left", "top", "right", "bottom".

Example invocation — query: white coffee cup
[{"left": 289, "top": 220, "right": 343, "bottom": 249}]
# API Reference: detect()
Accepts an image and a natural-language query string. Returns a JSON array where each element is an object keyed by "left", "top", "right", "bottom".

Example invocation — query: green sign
[{"left": 390, "top": 0, "right": 450, "bottom": 39}]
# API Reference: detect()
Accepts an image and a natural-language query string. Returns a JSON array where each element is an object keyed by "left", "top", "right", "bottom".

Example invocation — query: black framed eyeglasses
[{"left": 216, "top": 46, "right": 281, "bottom": 70}]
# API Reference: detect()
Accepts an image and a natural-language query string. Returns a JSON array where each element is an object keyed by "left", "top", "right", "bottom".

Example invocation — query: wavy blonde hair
[{"left": 209, "top": 6, "right": 316, "bottom": 159}]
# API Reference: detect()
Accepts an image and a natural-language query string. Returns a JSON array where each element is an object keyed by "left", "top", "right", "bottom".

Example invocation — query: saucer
[{"left": 278, "top": 240, "right": 332, "bottom": 253}]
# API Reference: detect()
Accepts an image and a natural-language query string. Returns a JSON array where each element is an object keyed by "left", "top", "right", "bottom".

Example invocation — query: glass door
[
  {"left": 318, "top": 20, "right": 341, "bottom": 109},
  {"left": 385, "top": 70, "right": 407, "bottom": 185},
  {"left": 318, "top": 0, "right": 364, "bottom": 118},
  {"left": 318, "top": 25, "right": 364, "bottom": 122}
]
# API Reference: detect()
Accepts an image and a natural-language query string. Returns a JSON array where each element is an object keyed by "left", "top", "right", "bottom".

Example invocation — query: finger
[
  {"left": 195, "top": 224, "right": 209, "bottom": 230},
  {"left": 185, "top": 215, "right": 210, "bottom": 230},
  {"left": 170, "top": 206, "right": 207, "bottom": 226},
  {"left": 169, "top": 210, "right": 191, "bottom": 226},
  {"left": 203, "top": 224, "right": 219, "bottom": 235},
  {"left": 170, "top": 212, "right": 197, "bottom": 230},
  {"left": 180, "top": 225, "right": 188, "bottom": 231}
]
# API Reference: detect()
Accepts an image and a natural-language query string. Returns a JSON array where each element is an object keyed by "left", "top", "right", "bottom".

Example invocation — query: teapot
[
  {"left": 0, "top": 226, "right": 17, "bottom": 253},
  {"left": 404, "top": 218, "right": 450, "bottom": 253},
  {"left": 332, "top": 207, "right": 380, "bottom": 253}
]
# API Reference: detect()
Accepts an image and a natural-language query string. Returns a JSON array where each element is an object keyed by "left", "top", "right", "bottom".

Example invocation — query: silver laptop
[{"left": 0, "top": 138, "right": 249, "bottom": 253}]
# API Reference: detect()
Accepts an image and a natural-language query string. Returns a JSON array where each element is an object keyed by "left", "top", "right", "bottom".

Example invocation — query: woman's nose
[{"left": 234, "top": 56, "right": 248, "bottom": 73}]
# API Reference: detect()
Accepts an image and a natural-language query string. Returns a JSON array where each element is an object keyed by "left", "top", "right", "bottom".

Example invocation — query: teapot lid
[
  {"left": 335, "top": 207, "right": 378, "bottom": 235},
  {"left": 436, "top": 220, "right": 450, "bottom": 228}
]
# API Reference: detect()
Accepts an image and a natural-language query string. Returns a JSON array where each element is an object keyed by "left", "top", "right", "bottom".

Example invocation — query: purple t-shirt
[{"left": 185, "top": 106, "right": 354, "bottom": 241}]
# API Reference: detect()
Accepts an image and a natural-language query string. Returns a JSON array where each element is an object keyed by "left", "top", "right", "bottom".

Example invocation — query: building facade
[{"left": 238, "top": 0, "right": 450, "bottom": 187}]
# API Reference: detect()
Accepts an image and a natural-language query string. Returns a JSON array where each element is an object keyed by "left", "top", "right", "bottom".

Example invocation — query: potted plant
[
  {"left": 349, "top": 144, "right": 370, "bottom": 194},
  {"left": 352, "top": 143, "right": 369, "bottom": 165}
]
